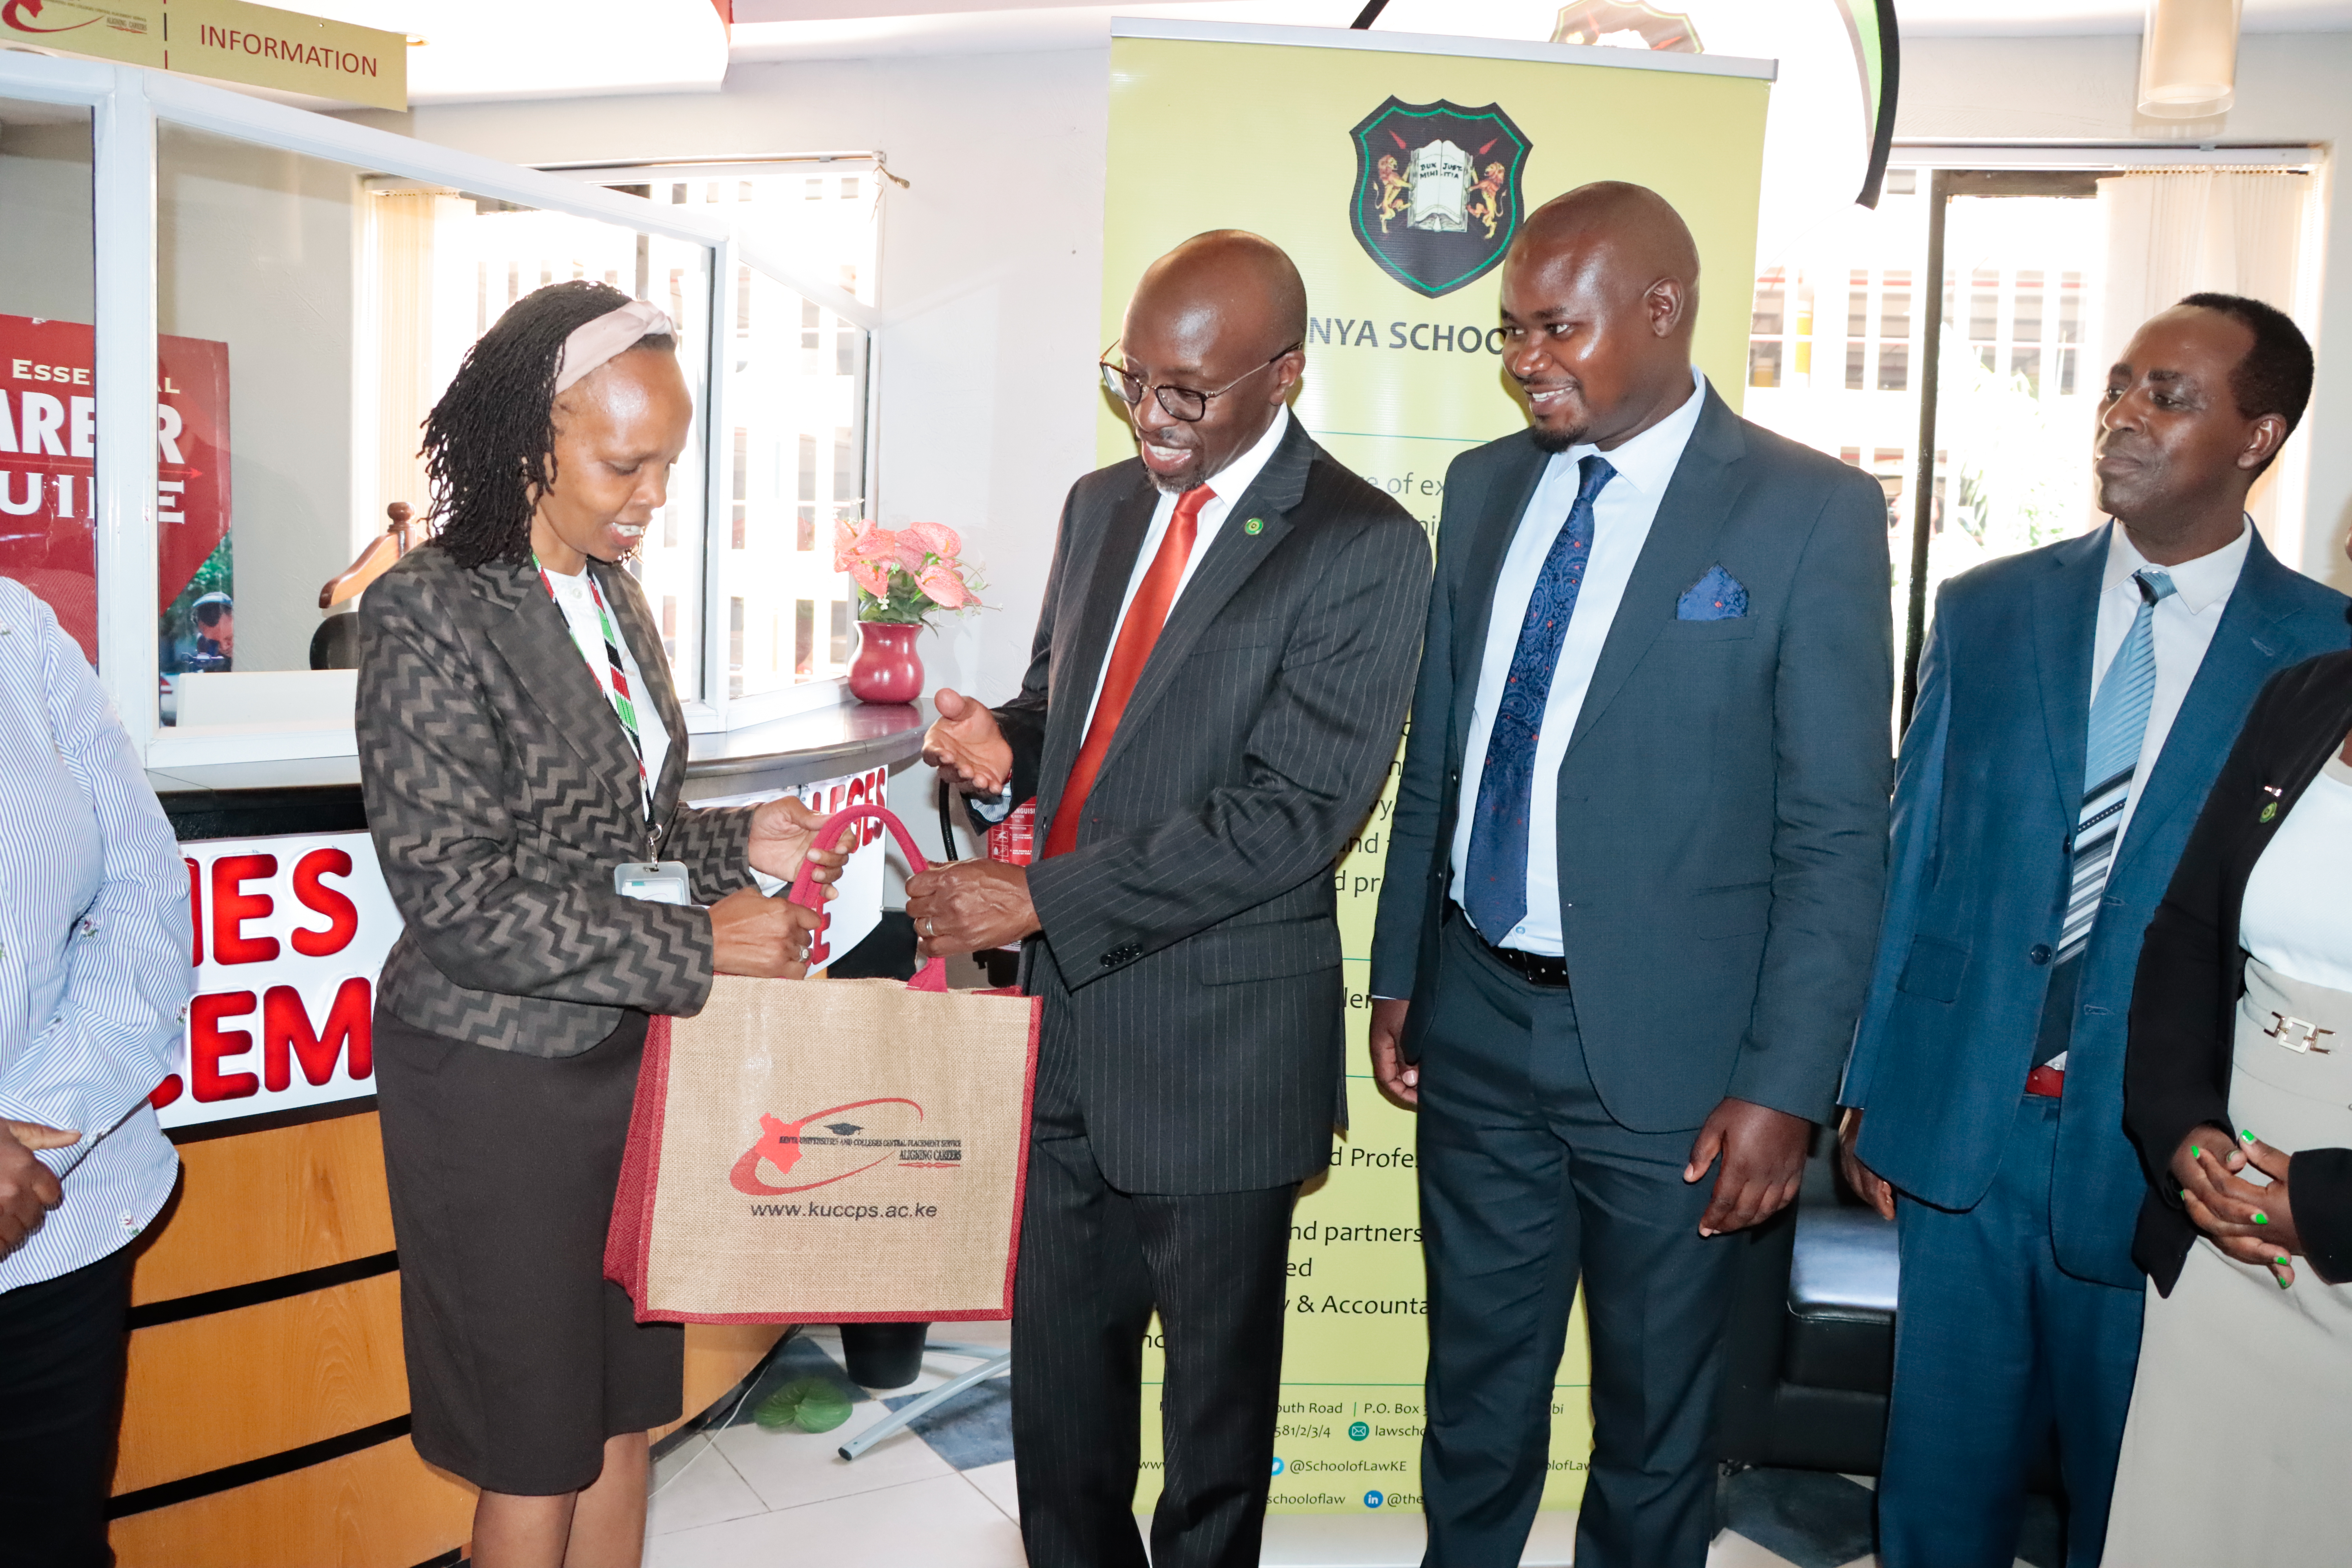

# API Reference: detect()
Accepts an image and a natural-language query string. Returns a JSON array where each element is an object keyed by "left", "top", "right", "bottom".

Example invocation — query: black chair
[
  {"left": 1716, "top": 1139, "right": 1898, "bottom": 1474},
  {"left": 309, "top": 610, "right": 363, "bottom": 670},
  {"left": 1716, "top": 1139, "right": 2060, "bottom": 1493}
]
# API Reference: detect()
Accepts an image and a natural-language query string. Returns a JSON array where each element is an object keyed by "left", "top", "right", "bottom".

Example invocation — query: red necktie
[{"left": 1043, "top": 485, "right": 1212, "bottom": 859}]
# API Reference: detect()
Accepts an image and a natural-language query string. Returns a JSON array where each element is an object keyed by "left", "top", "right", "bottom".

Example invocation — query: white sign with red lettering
[
  {"left": 151, "top": 767, "right": 896, "bottom": 1130},
  {"left": 699, "top": 763, "right": 892, "bottom": 974},
  {"left": 153, "top": 831, "right": 397, "bottom": 1131}
]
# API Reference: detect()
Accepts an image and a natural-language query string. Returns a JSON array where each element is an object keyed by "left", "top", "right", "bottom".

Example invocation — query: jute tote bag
[{"left": 606, "top": 805, "right": 1041, "bottom": 1323}]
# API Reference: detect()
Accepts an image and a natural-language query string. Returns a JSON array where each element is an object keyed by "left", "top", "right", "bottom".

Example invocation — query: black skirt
[{"left": 372, "top": 1005, "right": 682, "bottom": 1495}]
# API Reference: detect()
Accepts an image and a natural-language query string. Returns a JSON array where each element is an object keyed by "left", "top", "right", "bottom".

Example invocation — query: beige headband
[{"left": 553, "top": 300, "right": 676, "bottom": 394}]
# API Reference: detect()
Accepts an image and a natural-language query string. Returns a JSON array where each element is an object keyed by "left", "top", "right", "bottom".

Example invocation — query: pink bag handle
[{"left": 786, "top": 803, "right": 949, "bottom": 992}]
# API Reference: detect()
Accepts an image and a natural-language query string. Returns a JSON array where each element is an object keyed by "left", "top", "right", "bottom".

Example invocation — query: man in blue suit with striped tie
[{"left": 1841, "top": 294, "right": 2348, "bottom": 1566}]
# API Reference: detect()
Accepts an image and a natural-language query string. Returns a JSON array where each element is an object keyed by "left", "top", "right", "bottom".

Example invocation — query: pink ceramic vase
[{"left": 847, "top": 620, "right": 923, "bottom": 704}]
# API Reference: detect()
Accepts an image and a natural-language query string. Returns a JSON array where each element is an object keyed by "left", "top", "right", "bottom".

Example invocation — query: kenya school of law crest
[{"left": 1348, "top": 97, "right": 1532, "bottom": 299}]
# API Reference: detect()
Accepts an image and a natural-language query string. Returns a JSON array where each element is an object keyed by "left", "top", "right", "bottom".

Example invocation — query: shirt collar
[
  {"left": 2102, "top": 515, "right": 2251, "bottom": 616},
  {"left": 1203, "top": 404, "right": 1291, "bottom": 508},
  {"left": 1564, "top": 367, "right": 1708, "bottom": 496}
]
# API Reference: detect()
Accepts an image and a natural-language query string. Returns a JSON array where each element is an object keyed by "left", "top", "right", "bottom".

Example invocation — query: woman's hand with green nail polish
[
  {"left": 2171, "top": 1123, "right": 2252, "bottom": 1223},
  {"left": 2179, "top": 1130, "right": 2303, "bottom": 1282}
]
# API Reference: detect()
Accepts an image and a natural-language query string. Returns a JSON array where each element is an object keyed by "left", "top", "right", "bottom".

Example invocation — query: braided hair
[{"left": 422, "top": 279, "right": 678, "bottom": 569}]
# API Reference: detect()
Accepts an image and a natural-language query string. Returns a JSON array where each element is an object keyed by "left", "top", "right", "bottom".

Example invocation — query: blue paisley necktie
[{"left": 1463, "top": 453, "right": 1616, "bottom": 945}]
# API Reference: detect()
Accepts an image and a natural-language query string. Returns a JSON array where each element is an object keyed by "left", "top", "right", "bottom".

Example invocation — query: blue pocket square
[{"left": 1677, "top": 566, "right": 1748, "bottom": 621}]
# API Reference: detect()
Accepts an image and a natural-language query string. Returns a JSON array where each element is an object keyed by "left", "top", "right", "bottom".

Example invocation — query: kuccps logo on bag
[
  {"left": 728, "top": 1096, "right": 965, "bottom": 1195},
  {"left": 1348, "top": 97, "right": 1532, "bottom": 299}
]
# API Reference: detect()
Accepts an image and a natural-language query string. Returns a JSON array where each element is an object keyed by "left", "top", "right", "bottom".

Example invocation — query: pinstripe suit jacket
[
  {"left": 357, "top": 546, "right": 757, "bottom": 1057},
  {"left": 1000, "top": 420, "right": 1431, "bottom": 1194}
]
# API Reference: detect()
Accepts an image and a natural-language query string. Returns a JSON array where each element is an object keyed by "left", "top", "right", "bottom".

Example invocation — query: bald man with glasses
[{"left": 908, "top": 229, "right": 1430, "bottom": 1568}]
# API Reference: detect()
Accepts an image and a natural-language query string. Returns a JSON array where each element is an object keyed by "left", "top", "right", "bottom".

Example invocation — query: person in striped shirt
[{"left": 0, "top": 576, "right": 194, "bottom": 1567}]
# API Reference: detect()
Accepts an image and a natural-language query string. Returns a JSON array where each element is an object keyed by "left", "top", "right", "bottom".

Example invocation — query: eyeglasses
[{"left": 1098, "top": 341, "right": 1302, "bottom": 422}]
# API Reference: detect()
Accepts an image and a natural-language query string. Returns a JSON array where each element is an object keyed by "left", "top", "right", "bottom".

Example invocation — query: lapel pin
[
  {"left": 1244, "top": 517, "right": 1264, "bottom": 535},
  {"left": 2261, "top": 802, "right": 2279, "bottom": 822}
]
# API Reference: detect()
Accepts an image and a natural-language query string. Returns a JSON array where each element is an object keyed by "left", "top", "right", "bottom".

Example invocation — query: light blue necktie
[
  {"left": 1462, "top": 454, "right": 1616, "bottom": 945},
  {"left": 2057, "top": 567, "right": 2177, "bottom": 961}
]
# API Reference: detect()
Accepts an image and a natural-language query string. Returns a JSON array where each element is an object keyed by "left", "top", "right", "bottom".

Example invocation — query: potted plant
[{"left": 833, "top": 519, "right": 982, "bottom": 704}]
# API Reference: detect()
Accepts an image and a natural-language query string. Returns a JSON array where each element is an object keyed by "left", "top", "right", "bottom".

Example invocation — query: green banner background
[{"left": 1100, "top": 28, "right": 1768, "bottom": 1517}]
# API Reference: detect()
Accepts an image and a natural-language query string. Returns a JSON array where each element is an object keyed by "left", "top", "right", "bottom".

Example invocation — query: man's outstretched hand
[
  {"left": 1685, "top": 1097, "right": 1810, "bottom": 1237},
  {"left": 923, "top": 688, "right": 1014, "bottom": 799},
  {"left": 906, "top": 860, "right": 1039, "bottom": 956}
]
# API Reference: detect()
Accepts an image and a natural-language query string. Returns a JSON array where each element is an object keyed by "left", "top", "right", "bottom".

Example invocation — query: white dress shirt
[
  {"left": 0, "top": 579, "right": 190, "bottom": 1293},
  {"left": 2091, "top": 517, "right": 2250, "bottom": 859},
  {"left": 1080, "top": 404, "right": 1292, "bottom": 736},
  {"left": 1446, "top": 369, "right": 1709, "bottom": 956},
  {"left": 2241, "top": 754, "right": 2352, "bottom": 994},
  {"left": 968, "top": 405, "right": 1293, "bottom": 827},
  {"left": 542, "top": 563, "right": 668, "bottom": 815}
]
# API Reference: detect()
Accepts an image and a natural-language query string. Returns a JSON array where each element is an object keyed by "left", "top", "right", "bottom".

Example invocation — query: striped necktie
[{"left": 2056, "top": 567, "right": 2176, "bottom": 962}]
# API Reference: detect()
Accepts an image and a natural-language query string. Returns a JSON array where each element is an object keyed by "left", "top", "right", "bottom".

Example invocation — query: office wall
[{"left": 1897, "top": 31, "right": 2352, "bottom": 585}]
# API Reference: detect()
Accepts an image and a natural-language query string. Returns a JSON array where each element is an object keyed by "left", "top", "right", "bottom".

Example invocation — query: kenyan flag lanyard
[{"left": 537, "top": 557, "right": 653, "bottom": 819}]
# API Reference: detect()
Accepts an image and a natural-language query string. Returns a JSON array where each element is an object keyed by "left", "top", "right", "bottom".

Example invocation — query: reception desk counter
[{"left": 110, "top": 699, "right": 928, "bottom": 1568}]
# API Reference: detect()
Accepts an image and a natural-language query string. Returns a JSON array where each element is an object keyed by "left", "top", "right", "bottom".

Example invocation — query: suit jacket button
[
  {"left": 1101, "top": 953, "right": 1119, "bottom": 968},
  {"left": 2029, "top": 944, "right": 2053, "bottom": 965}
]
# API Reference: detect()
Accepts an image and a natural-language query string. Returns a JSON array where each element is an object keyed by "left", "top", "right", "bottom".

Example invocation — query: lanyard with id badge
[
  {"left": 537, "top": 556, "right": 700, "bottom": 911},
  {"left": 616, "top": 859, "right": 694, "bottom": 906}
]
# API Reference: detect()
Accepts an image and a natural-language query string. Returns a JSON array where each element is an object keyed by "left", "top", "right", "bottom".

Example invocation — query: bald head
[
  {"left": 1114, "top": 230, "right": 1308, "bottom": 492},
  {"left": 1129, "top": 229, "right": 1308, "bottom": 359},
  {"left": 1517, "top": 182, "right": 1700, "bottom": 317},
  {"left": 1497, "top": 181, "right": 1703, "bottom": 450}
]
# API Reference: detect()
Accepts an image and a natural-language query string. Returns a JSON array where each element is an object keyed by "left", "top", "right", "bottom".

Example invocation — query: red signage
[
  {"left": 152, "top": 831, "right": 399, "bottom": 1131},
  {"left": 0, "top": 315, "right": 230, "bottom": 665}
]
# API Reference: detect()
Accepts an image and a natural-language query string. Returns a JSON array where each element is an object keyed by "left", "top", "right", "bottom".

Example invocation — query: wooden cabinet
[{"left": 109, "top": 1108, "right": 782, "bottom": 1567}]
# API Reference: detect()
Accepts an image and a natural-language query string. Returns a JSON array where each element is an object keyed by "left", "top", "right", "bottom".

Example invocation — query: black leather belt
[{"left": 1452, "top": 905, "right": 1570, "bottom": 988}]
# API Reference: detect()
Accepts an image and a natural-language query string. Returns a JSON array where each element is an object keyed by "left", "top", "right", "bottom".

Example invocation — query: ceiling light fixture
[{"left": 2138, "top": 0, "right": 2240, "bottom": 118}]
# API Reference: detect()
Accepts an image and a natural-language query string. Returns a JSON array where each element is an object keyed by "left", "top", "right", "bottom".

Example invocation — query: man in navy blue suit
[
  {"left": 1841, "top": 294, "right": 2346, "bottom": 1566},
  {"left": 1372, "top": 182, "right": 1893, "bottom": 1568}
]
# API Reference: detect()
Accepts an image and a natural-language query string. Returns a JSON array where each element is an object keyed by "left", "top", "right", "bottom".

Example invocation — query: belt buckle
[{"left": 2264, "top": 1011, "right": 2335, "bottom": 1055}]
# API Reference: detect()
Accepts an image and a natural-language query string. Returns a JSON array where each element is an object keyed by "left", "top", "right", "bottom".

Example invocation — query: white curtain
[{"left": 2096, "top": 170, "right": 2319, "bottom": 556}]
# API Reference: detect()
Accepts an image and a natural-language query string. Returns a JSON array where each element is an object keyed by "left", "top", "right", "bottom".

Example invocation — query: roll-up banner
[{"left": 1100, "top": 20, "right": 1770, "bottom": 1516}]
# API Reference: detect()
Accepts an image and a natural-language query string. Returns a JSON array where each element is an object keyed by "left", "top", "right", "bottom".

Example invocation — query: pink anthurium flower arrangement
[{"left": 833, "top": 519, "right": 985, "bottom": 626}]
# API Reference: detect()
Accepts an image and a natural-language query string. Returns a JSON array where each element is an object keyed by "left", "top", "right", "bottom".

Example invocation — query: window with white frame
[{"left": 574, "top": 165, "right": 884, "bottom": 701}]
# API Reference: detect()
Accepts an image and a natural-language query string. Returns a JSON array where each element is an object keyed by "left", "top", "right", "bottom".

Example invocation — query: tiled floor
[{"left": 642, "top": 1331, "right": 2059, "bottom": 1567}]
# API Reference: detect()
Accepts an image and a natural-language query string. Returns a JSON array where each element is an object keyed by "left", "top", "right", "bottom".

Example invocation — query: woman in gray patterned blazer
[{"left": 356, "top": 281, "right": 835, "bottom": 1568}]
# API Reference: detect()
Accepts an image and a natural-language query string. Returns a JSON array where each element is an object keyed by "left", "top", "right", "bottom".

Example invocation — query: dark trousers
[
  {"left": 0, "top": 1242, "right": 135, "bottom": 1568},
  {"left": 1009, "top": 1097, "right": 1296, "bottom": 1568},
  {"left": 1879, "top": 1094, "right": 2143, "bottom": 1568},
  {"left": 1418, "top": 913, "right": 1741, "bottom": 1568}
]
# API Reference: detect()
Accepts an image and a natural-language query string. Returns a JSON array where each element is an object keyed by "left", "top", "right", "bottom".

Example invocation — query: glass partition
[
  {"left": 0, "top": 97, "right": 97, "bottom": 666},
  {"left": 0, "top": 56, "right": 886, "bottom": 758},
  {"left": 153, "top": 122, "right": 713, "bottom": 727}
]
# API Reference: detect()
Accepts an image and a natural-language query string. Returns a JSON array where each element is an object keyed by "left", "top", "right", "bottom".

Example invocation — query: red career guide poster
[
  {"left": 153, "top": 833, "right": 402, "bottom": 1131},
  {"left": 0, "top": 315, "right": 230, "bottom": 664}
]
